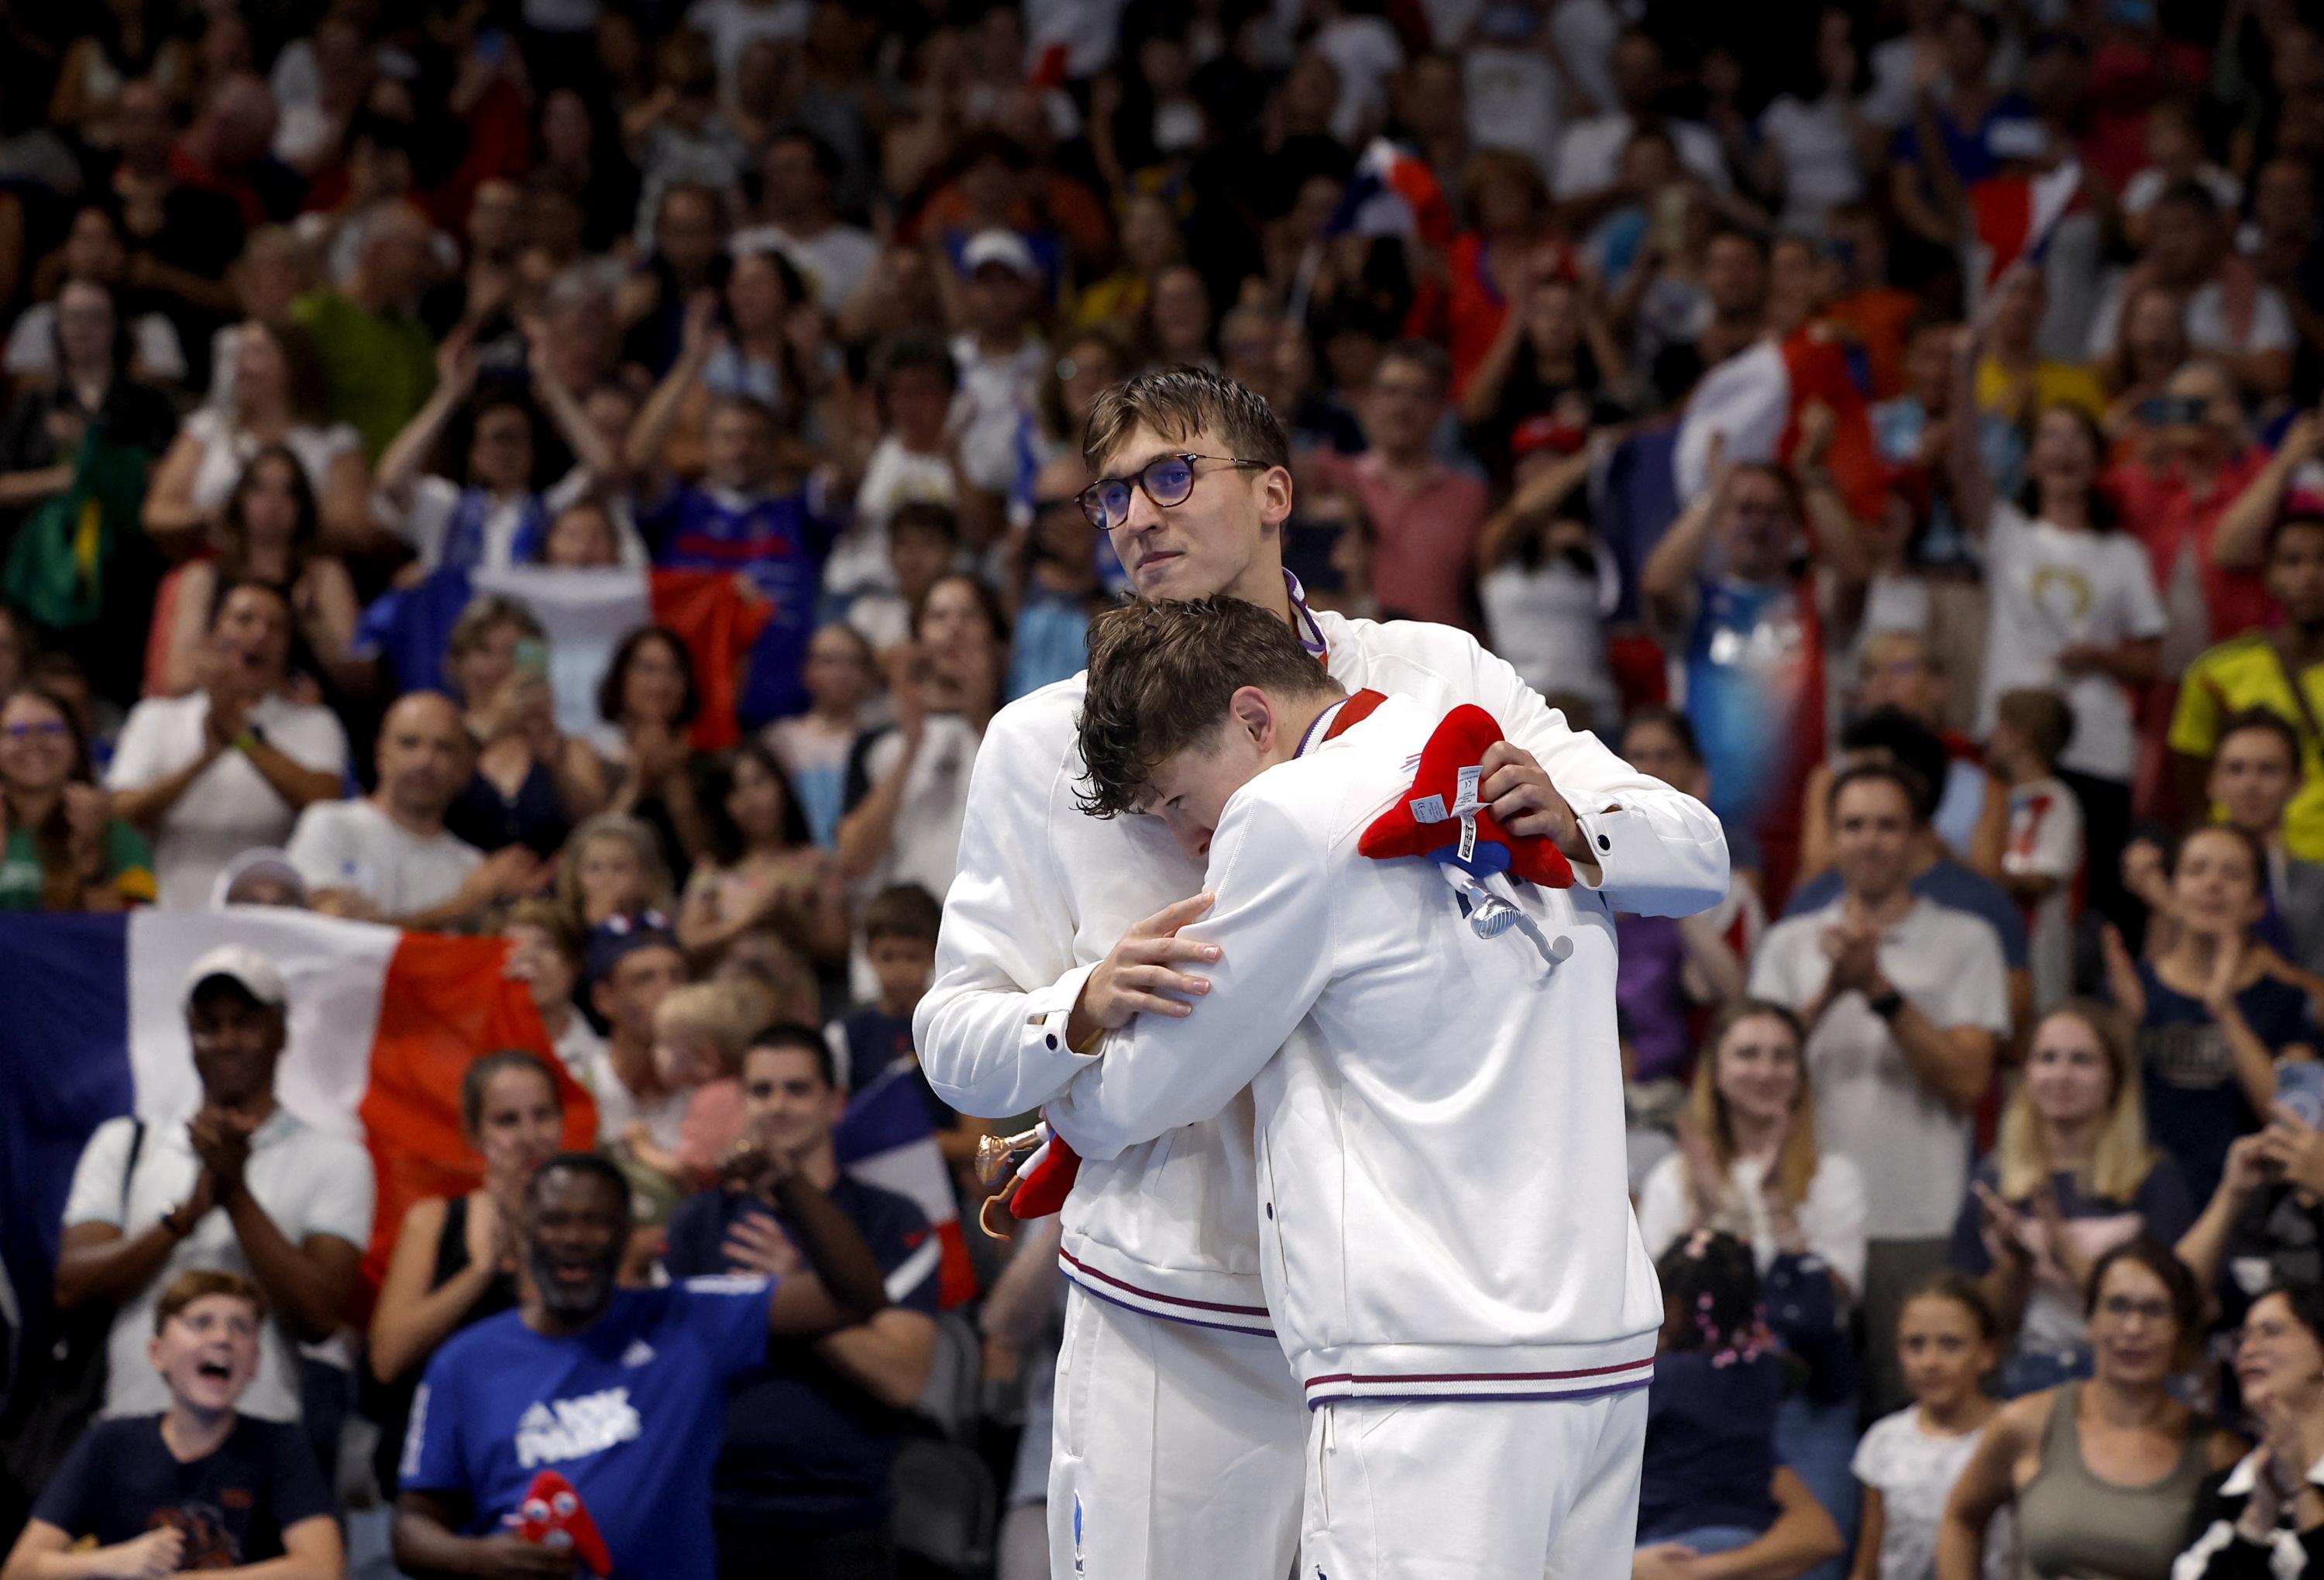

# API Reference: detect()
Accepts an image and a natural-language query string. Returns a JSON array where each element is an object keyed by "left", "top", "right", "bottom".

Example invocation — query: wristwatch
[{"left": 1868, "top": 986, "right": 1906, "bottom": 1021}]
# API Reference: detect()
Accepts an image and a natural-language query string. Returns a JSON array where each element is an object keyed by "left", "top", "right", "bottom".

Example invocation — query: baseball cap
[
  {"left": 586, "top": 910, "right": 682, "bottom": 985},
  {"left": 961, "top": 228, "right": 1039, "bottom": 281},
  {"left": 211, "top": 848, "right": 310, "bottom": 910},
  {"left": 184, "top": 945, "right": 288, "bottom": 1010}
]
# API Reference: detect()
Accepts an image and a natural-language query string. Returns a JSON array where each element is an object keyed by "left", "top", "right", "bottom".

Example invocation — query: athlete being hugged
[{"left": 913, "top": 367, "right": 1731, "bottom": 1578}]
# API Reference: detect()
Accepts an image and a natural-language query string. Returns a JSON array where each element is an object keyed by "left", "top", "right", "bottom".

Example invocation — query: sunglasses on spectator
[{"left": 1078, "top": 453, "right": 1267, "bottom": 531}]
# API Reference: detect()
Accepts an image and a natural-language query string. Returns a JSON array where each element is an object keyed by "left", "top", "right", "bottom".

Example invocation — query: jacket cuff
[
  {"left": 1569, "top": 804, "right": 1645, "bottom": 890},
  {"left": 1026, "top": 962, "right": 1103, "bottom": 1064}
]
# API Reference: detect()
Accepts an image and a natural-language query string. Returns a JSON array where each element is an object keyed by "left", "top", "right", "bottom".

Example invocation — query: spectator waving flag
[
  {"left": 832, "top": 1062, "right": 977, "bottom": 1308},
  {"left": 0, "top": 909, "right": 593, "bottom": 1329},
  {"left": 1675, "top": 327, "right": 1886, "bottom": 525},
  {"left": 1323, "top": 139, "right": 1455, "bottom": 248},
  {"left": 1967, "top": 157, "right": 2087, "bottom": 290}
]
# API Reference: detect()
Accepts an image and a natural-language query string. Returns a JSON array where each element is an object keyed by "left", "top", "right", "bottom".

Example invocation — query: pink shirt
[
  {"left": 676, "top": 1076, "right": 748, "bottom": 1182},
  {"left": 1311, "top": 451, "right": 1491, "bottom": 630}
]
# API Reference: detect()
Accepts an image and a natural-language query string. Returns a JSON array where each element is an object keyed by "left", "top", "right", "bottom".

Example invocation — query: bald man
[{"left": 285, "top": 692, "right": 545, "bottom": 927}]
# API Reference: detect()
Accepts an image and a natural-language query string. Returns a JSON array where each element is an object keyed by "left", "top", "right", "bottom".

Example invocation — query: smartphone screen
[
  {"left": 514, "top": 638, "right": 549, "bottom": 680},
  {"left": 2281, "top": 1061, "right": 2324, "bottom": 1129}
]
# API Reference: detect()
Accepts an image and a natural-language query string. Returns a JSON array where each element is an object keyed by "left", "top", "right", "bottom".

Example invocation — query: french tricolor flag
[
  {"left": 1323, "top": 138, "right": 1454, "bottom": 248},
  {"left": 832, "top": 1062, "right": 978, "bottom": 1307},
  {"left": 0, "top": 908, "right": 594, "bottom": 1323},
  {"left": 1674, "top": 327, "right": 1887, "bottom": 525},
  {"left": 1968, "top": 158, "right": 2087, "bottom": 291}
]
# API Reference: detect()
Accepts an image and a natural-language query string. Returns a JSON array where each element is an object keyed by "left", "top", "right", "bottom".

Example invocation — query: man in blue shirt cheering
[{"left": 392, "top": 1151, "right": 889, "bottom": 1580}]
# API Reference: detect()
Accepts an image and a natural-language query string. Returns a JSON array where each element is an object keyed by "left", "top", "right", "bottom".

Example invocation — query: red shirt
[
  {"left": 1310, "top": 450, "right": 1491, "bottom": 630},
  {"left": 2108, "top": 447, "right": 2273, "bottom": 645}
]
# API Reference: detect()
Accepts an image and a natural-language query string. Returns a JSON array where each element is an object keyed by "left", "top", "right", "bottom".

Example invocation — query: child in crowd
[
  {"left": 765, "top": 622, "right": 882, "bottom": 850},
  {"left": 3, "top": 1271, "right": 341, "bottom": 1579},
  {"left": 1850, "top": 1275, "right": 2011, "bottom": 1580},
  {"left": 541, "top": 501, "right": 623, "bottom": 568},
  {"left": 849, "top": 501, "right": 963, "bottom": 655},
  {"left": 1635, "top": 1231, "right": 1844, "bottom": 1574},
  {"left": 830, "top": 883, "right": 990, "bottom": 1174},
  {"left": 835, "top": 333, "right": 966, "bottom": 607},
  {"left": 1989, "top": 687, "right": 2083, "bottom": 1015},
  {"left": 502, "top": 896, "right": 605, "bottom": 1081},
  {"left": 556, "top": 811, "right": 675, "bottom": 930},
  {"left": 627, "top": 979, "right": 760, "bottom": 1191}
]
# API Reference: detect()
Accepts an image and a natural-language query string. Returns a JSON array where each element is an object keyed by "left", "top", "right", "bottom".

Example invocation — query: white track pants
[
  {"left": 1046, "top": 1283, "right": 1305, "bottom": 1580},
  {"left": 1298, "top": 1386, "right": 1649, "bottom": 1579}
]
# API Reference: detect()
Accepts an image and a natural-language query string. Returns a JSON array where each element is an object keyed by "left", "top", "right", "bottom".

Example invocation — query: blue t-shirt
[
  {"left": 1893, "top": 92, "right": 2040, "bottom": 187},
  {"left": 838, "top": 1007, "right": 914, "bottom": 1096},
  {"left": 400, "top": 1279, "right": 774, "bottom": 1580},
  {"left": 645, "top": 483, "right": 840, "bottom": 725},
  {"left": 2130, "top": 962, "right": 2313, "bottom": 1206},
  {"left": 663, "top": 1178, "right": 940, "bottom": 1534},
  {"left": 1637, "top": 1350, "right": 1783, "bottom": 1544},
  {"left": 1786, "top": 858, "right": 2030, "bottom": 970},
  {"left": 1684, "top": 576, "right": 1818, "bottom": 835},
  {"left": 1947, "top": 1155, "right": 2197, "bottom": 1277}
]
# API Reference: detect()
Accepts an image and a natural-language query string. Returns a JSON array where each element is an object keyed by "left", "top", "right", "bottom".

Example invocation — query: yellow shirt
[
  {"left": 1975, "top": 356, "right": 2108, "bottom": 423},
  {"left": 2169, "top": 632, "right": 2324, "bottom": 862}
]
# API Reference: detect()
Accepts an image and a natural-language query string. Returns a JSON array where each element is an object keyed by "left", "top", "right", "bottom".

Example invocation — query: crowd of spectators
[{"left": 2, "top": 0, "right": 2324, "bottom": 1574}]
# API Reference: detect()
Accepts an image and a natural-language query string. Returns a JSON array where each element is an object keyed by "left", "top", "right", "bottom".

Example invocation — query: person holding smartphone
[{"left": 439, "top": 596, "right": 609, "bottom": 859}]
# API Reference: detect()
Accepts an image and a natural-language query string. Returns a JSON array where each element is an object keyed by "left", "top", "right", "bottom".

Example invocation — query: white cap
[
  {"left": 211, "top": 848, "right": 309, "bottom": 910},
  {"left": 961, "top": 227, "right": 1039, "bottom": 280},
  {"left": 184, "top": 945, "right": 288, "bottom": 1010}
]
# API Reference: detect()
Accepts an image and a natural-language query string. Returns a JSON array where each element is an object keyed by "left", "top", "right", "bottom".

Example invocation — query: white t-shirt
[
  {"left": 107, "top": 692, "right": 352, "bottom": 909},
  {"left": 64, "top": 1108, "right": 374, "bottom": 1423},
  {"left": 729, "top": 221, "right": 878, "bottom": 314},
  {"left": 833, "top": 435, "right": 960, "bottom": 601},
  {"left": 1464, "top": 46, "right": 1567, "bottom": 181},
  {"left": 1478, "top": 559, "right": 1619, "bottom": 728},
  {"left": 1750, "top": 897, "right": 2011, "bottom": 1240},
  {"left": 1552, "top": 112, "right": 1730, "bottom": 201},
  {"left": 284, "top": 797, "right": 483, "bottom": 919},
  {"left": 4, "top": 303, "right": 185, "bottom": 386},
  {"left": 684, "top": 0, "right": 810, "bottom": 88},
  {"left": 846, "top": 713, "right": 978, "bottom": 1000},
  {"left": 2085, "top": 270, "right": 2295, "bottom": 363},
  {"left": 1760, "top": 95, "right": 1866, "bottom": 229},
  {"left": 550, "top": 1012, "right": 608, "bottom": 1088},
  {"left": 176, "top": 406, "right": 362, "bottom": 520},
  {"left": 2006, "top": 776, "right": 2084, "bottom": 1015},
  {"left": 1636, "top": 1149, "right": 1869, "bottom": 1296},
  {"left": 1852, "top": 1406, "right": 2016, "bottom": 1580},
  {"left": 582, "top": 1043, "right": 687, "bottom": 1151},
  {"left": 1312, "top": 15, "right": 1403, "bottom": 143},
  {"left": 1975, "top": 502, "right": 2168, "bottom": 782},
  {"left": 949, "top": 334, "right": 1045, "bottom": 498}
]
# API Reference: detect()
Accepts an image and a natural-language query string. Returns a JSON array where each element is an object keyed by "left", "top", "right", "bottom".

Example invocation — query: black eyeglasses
[{"left": 1078, "top": 453, "right": 1268, "bottom": 531}]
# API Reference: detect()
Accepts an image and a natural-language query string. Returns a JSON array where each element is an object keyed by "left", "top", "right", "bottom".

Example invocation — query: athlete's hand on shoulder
[
  {"left": 1479, "top": 742, "right": 1592, "bottom": 863},
  {"left": 1065, "top": 893, "right": 1220, "bottom": 1051},
  {"left": 474, "top": 1531, "right": 583, "bottom": 1578}
]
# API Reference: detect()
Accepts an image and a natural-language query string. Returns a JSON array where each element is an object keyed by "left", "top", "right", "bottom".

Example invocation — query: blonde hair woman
[
  {"left": 1638, "top": 1000, "right": 1868, "bottom": 1295},
  {"left": 1948, "top": 1002, "right": 2197, "bottom": 1396}
]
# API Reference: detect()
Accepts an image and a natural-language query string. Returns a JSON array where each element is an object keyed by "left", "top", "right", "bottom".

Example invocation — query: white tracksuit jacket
[
  {"left": 1048, "top": 690, "right": 1673, "bottom": 1403},
  {"left": 914, "top": 605, "right": 1729, "bottom": 1337}
]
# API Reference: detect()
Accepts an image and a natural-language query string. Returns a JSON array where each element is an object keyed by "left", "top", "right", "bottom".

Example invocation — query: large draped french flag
[
  {"left": 0, "top": 908, "right": 590, "bottom": 1327},
  {"left": 0, "top": 907, "right": 977, "bottom": 1327}
]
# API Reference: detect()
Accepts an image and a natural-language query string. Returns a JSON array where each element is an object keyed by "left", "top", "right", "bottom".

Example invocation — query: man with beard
[{"left": 392, "top": 1151, "right": 889, "bottom": 1580}]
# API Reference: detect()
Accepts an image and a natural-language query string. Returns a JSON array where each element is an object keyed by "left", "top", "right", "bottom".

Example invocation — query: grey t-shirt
[{"left": 286, "top": 798, "right": 482, "bottom": 919}]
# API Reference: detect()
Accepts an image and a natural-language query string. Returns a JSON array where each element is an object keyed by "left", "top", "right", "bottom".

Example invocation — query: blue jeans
[
  {"left": 1776, "top": 1391, "right": 1859, "bottom": 1580},
  {"left": 1655, "top": 1525, "right": 1767, "bottom": 1557},
  {"left": 2000, "top": 1344, "right": 2092, "bottom": 1399}
]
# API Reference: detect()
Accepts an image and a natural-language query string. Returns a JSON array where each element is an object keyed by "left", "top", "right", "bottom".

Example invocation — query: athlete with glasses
[{"left": 915, "top": 365, "right": 1732, "bottom": 1578}]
